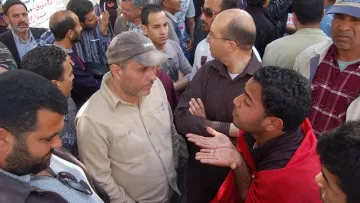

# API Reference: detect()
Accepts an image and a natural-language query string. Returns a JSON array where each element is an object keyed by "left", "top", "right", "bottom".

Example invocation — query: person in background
[
  {"left": 191, "top": 0, "right": 260, "bottom": 80},
  {"left": 175, "top": 9, "right": 261, "bottom": 203},
  {"left": 0, "top": 70, "right": 109, "bottom": 203},
  {"left": 21, "top": 46, "right": 79, "bottom": 157},
  {"left": 293, "top": 0, "right": 360, "bottom": 137},
  {"left": 41, "top": 0, "right": 111, "bottom": 76},
  {"left": 0, "top": 41, "right": 17, "bottom": 71},
  {"left": 316, "top": 121, "right": 360, "bottom": 203},
  {"left": 49, "top": 10, "right": 101, "bottom": 109},
  {"left": 0, "top": 0, "right": 8, "bottom": 35},
  {"left": 320, "top": 0, "right": 336, "bottom": 37},
  {"left": 0, "top": 0, "right": 47, "bottom": 68},
  {"left": 245, "top": 0, "right": 279, "bottom": 57},
  {"left": 114, "top": 0, "right": 148, "bottom": 35},
  {"left": 262, "top": 0, "right": 329, "bottom": 69},
  {"left": 141, "top": 4, "right": 192, "bottom": 92},
  {"left": 266, "top": 0, "right": 293, "bottom": 36},
  {"left": 156, "top": 0, "right": 181, "bottom": 44},
  {"left": 188, "top": 66, "right": 322, "bottom": 203}
]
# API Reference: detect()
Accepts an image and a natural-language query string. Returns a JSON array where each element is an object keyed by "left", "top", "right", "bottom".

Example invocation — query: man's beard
[
  {"left": 71, "top": 31, "right": 81, "bottom": 44},
  {"left": 5, "top": 137, "right": 53, "bottom": 176}
]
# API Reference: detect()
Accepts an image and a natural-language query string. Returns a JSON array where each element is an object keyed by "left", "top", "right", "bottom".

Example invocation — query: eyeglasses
[
  {"left": 47, "top": 168, "right": 93, "bottom": 195},
  {"left": 207, "top": 31, "right": 239, "bottom": 47},
  {"left": 201, "top": 7, "right": 221, "bottom": 18},
  {"left": 118, "top": 6, "right": 138, "bottom": 13}
]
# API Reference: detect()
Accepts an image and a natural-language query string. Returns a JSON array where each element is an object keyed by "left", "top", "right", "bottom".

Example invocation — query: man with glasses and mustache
[
  {"left": 174, "top": 9, "right": 261, "bottom": 203},
  {"left": 293, "top": 0, "right": 360, "bottom": 137},
  {"left": 114, "top": 0, "right": 148, "bottom": 35},
  {"left": 0, "top": 70, "right": 109, "bottom": 203},
  {"left": 190, "top": 0, "right": 261, "bottom": 80},
  {"left": 0, "top": 0, "right": 47, "bottom": 69},
  {"left": 48, "top": 10, "right": 102, "bottom": 109}
]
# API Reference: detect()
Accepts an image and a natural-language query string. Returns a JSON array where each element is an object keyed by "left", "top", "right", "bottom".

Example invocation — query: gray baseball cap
[
  {"left": 327, "top": 0, "right": 360, "bottom": 18},
  {"left": 106, "top": 31, "right": 169, "bottom": 67}
]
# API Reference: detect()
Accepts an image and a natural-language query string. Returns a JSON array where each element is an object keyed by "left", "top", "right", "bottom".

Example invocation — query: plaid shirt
[
  {"left": 310, "top": 45, "right": 360, "bottom": 136},
  {"left": 40, "top": 23, "right": 111, "bottom": 66}
]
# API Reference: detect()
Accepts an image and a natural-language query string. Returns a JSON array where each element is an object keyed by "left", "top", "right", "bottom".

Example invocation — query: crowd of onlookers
[{"left": 0, "top": 0, "right": 359, "bottom": 203}]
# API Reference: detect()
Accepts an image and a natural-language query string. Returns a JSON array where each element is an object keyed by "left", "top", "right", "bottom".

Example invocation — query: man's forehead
[
  {"left": 8, "top": 4, "right": 27, "bottom": 14},
  {"left": 204, "top": 0, "right": 222, "bottom": 9}
]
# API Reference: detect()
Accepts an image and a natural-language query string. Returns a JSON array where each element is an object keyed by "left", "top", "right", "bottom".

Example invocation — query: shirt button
[{"left": 252, "top": 175, "right": 255, "bottom": 178}]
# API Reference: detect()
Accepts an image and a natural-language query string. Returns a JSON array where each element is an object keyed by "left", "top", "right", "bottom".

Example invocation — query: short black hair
[
  {"left": 141, "top": 4, "right": 164, "bottom": 25},
  {"left": 220, "top": 0, "right": 238, "bottom": 10},
  {"left": 0, "top": 70, "right": 67, "bottom": 138},
  {"left": 66, "top": 0, "right": 94, "bottom": 23},
  {"left": 253, "top": 66, "right": 312, "bottom": 131},
  {"left": 50, "top": 15, "right": 76, "bottom": 41},
  {"left": 223, "top": 17, "right": 256, "bottom": 50},
  {"left": 21, "top": 46, "right": 67, "bottom": 81},
  {"left": 317, "top": 121, "right": 360, "bottom": 203},
  {"left": 292, "top": 0, "right": 324, "bottom": 25}
]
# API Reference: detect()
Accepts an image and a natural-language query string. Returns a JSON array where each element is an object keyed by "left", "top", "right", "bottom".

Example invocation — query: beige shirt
[
  {"left": 262, "top": 28, "right": 330, "bottom": 69},
  {"left": 76, "top": 72, "right": 180, "bottom": 203}
]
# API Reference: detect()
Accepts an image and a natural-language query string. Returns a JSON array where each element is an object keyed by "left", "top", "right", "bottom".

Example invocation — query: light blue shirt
[
  {"left": 12, "top": 30, "right": 38, "bottom": 60},
  {"left": 320, "top": 5, "right": 334, "bottom": 37},
  {"left": 338, "top": 59, "right": 360, "bottom": 72}
]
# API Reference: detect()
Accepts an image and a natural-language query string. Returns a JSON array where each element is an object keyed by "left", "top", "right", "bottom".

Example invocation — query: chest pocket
[{"left": 113, "top": 126, "right": 152, "bottom": 161}]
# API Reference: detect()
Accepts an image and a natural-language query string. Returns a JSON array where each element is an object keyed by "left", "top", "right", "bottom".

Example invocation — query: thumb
[{"left": 206, "top": 127, "right": 219, "bottom": 137}]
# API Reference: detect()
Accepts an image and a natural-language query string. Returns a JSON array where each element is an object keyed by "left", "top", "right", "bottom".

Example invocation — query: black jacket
[
  {"left": 0, "top": 27, "right": 47, "bottom": 68},
  {"left": 0, "top": 148, "right": 110, "bottom": 203},
  {"left": 246, "top": 5, "right": 280, "bottom": 57}
]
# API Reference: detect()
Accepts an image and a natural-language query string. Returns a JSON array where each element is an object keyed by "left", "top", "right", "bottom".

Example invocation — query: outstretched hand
[
  {"left": 195, "top": 148, "right": 242, "bottom": 169},
  {"left": 186, "top": 127, "right": 235, "bottom": 150}
]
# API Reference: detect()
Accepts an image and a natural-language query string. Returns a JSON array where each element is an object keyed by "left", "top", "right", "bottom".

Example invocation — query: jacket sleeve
[
  {"left": 71, "top": 61, "right": 101, "bottom": 98},
  {"left": 174, "top": 65, "right": 231, "bottom": 137},
  {"left": 76, "top": 116, "right": 136, "bottom": 203}
]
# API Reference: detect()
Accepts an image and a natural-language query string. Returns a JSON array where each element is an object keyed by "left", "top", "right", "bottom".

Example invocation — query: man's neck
[
  {"left": 54, "top": 39, "right": 73, "bottom": 50},
  {"left": 14, "top": 30, "right": 29, "bottom": 42},
  {"left": 154, "top": 41, "right": 166, "bottom": 52},
  {"left": 252, "top": 130, "right": 285, "bottom": 147},
  {"left": 337, "top": 46, "right": 360, "bottom": 62},
  {"left": 163, "top": 8, "right": 175, "bottom": 15},
  {"left": 130, "top": 18, "right": 142, "bottom": 26},
  {"left": 294, "top": 23, "right": 321, "bottom": 30},
  {"left": 107, "top": 77, "right": 140, "bottom": 106},
  {"left": 222, "top": 50, "right": 252, "bottom": 74}
]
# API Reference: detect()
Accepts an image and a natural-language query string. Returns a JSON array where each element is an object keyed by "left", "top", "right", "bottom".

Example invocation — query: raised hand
[
  {"left": 189, "top": 98, "right": 206, "bottom": 118},
  {"left": 100, "top": 11, "right": 110, "bottom": 36},
  {"left": 186, "top": 127, "right": 235, "bottom": 150}
]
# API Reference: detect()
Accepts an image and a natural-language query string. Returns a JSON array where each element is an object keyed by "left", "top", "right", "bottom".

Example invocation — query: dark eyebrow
[{"left": 244, "top": 87, "right": 253, "bottom": 103}]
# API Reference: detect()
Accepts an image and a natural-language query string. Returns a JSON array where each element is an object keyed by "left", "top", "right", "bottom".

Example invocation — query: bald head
[
  {"left": 213, "top": 9, "right": 256, "bottom": 50},
  {"left": 49, "top": 10, "right": 80, "bottom": 41}
]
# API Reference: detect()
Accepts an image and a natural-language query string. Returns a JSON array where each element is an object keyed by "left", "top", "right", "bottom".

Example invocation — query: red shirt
[{"left": 212, "top": 119, "right": 322, "bottom": 203}]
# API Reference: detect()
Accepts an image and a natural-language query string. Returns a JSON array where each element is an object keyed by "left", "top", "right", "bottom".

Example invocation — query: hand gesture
[
  {"left": 186, "top": 39, "right": 193, "bottom": 51},
  {"left": 186, "top": 127, "right": 235, "bottom": 150},
  {"left": 189, "top": 98, "right": 206, "bottom": 118},
  {"left": 195, "top": 148, "right": 243, "bottom": 169},
  {"left": 100, "top": 11, "right": 110, "bottom": 36}
]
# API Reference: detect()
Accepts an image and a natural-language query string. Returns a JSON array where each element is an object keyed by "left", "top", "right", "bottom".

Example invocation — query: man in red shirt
[{"left": 187, "top": 66, "right": 322, "bottom": 203}]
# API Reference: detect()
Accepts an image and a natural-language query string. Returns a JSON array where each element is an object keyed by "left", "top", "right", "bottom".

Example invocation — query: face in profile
[
  {"left": 83, "top": 10, "right": 99, "bottom": 30},
  {"left": 315, "top": 167, "right": 347, "bottom": 203},
  {"left": 5, "top": 110, "right": 63, "bottom": 175}
]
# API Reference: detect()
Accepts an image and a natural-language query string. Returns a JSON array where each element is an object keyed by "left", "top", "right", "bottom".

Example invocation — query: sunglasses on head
[{"left": 201, "top": 7, "right": 221, "bottom": 18}]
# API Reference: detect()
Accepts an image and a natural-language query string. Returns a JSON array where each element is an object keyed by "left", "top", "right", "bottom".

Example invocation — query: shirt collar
[
  {"left": 12, "top": 29, "right": 34, "bottom": 44},
  {"left": 100, "top": 72, "right": 138, "bottom": 110},
  {"left": 294, "top": 28, "right": 327, "bottom": 36},
  {"left": 0, "top": 167, "right": 31, "bottom": 183},
  {"left": 165, "top": 11, "right": 177, "bottom": 22},
  {"left": 211, "top": 51, "right": 261, "bottom": 79},
  {"left": 53, "top": 43, "right": 73, "bottom": 54}
]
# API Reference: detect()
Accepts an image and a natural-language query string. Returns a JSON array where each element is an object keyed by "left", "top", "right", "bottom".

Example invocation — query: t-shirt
[
  {"left": 161, "top": 40, "right": 192, "bottom": 82},
  {"left": 175, "top": 0, "right": 195, "bottom": 36}
]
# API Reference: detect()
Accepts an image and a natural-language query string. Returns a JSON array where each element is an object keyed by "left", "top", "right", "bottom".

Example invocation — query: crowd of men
[{"left": 0, "top": 0, "right": 359, "bottom": 202}]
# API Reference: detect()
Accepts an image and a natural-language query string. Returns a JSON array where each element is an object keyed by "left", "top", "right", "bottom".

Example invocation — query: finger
[
  {"left": 199, "top": 148, "right": 213, "bottom": 153},
  {"left": 199, "top": 158, "right": 227, "bottom": 167},
  {"left": 206, "top": 127, "right": 219, "bottom": 137},
  {"left": 197, "top": 98, "right": 205, "bottom": 110},
  {"left": 189, "top": 107, "right": 194, "bottom": 115},
  {"left": 191, "top": 98, "right": 202, "bottom": 110},
  {"left": 188, "top": 102, "right": 198, "bottom": 115}
]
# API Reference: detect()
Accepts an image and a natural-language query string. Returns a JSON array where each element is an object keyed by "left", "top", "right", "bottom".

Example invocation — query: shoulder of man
[{"left": 30, "top": 27, "right": 48, "bottom": 39}]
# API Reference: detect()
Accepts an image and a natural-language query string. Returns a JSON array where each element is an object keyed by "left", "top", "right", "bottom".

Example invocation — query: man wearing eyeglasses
[
  {"left": 174, "top": 9, "right": 261, "bottom": 203},
  {"left": 113, "top": 0, "right": 148, "bottom": 35},
  {"left": 190, "top": 0, "right": 261, "bottom": 80},
  {"left": 0, "top": 70, "right": 109, "bottom": 203}
]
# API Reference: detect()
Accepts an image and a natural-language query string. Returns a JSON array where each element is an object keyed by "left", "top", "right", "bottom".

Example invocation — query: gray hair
[{"left": 121, "top": 0, "right": 148, "bottom": 8}]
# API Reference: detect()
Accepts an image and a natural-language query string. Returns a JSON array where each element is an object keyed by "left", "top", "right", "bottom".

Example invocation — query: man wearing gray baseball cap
[
  {"left": 293, "top": 0, "right": 360, "bottom": 137},
  {"left": 76, "top": 31, "right": 181, "bottom": 203}
]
